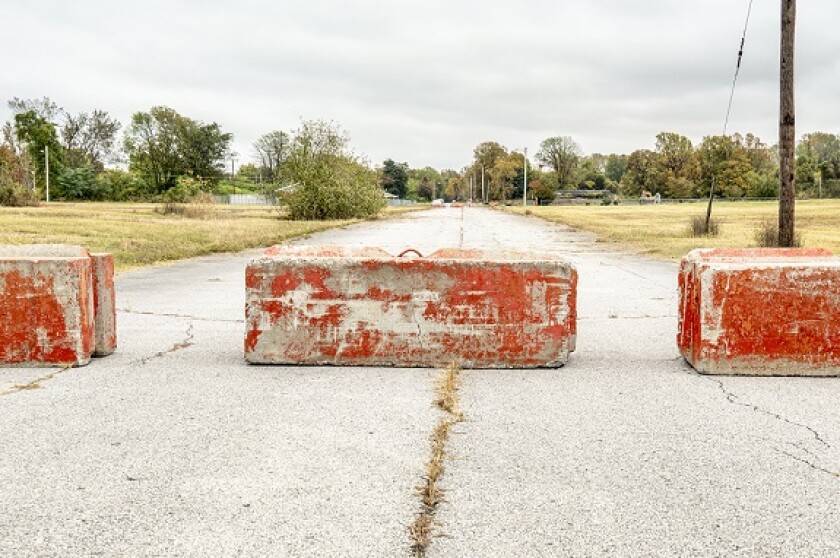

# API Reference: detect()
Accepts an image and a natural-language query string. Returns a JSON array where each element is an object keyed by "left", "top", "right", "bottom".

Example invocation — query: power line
[
  {"left": 706, "top": 0, "right": 755, "bottom": 229},
  {"left": 722, "top": 0, "right": 755, "bottom": 136}
]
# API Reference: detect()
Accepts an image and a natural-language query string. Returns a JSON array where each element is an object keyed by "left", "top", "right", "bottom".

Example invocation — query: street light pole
[
  {"left": 45, "top": 145, "right": 50, "bottom": 203},
  {"left": 522, "top": 147, "right": 528, "bottom": 207}
]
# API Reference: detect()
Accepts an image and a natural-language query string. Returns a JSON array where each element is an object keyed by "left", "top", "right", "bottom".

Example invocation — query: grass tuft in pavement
[{"left": 410, "top": 363, "right": 463, "bottom": 557}]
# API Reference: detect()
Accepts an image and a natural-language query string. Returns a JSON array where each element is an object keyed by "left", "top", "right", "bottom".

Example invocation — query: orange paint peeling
[
  {"left": 678, "top": 248, "right": 840, "bottom": 375},
  {"left": 245, "top": 246, "right": 577, "bottom": 368}
]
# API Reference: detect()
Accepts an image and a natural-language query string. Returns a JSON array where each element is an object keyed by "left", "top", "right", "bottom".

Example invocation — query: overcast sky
[{"left": 3, "top": 0, "right": 839, "bottom": 170}]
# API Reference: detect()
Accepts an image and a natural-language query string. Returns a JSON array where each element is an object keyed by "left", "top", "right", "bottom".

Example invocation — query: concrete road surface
[{"left": 2, "top": 207, "right": 839, "bottom": 557}]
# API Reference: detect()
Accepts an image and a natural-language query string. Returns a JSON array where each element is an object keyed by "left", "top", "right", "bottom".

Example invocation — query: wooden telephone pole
[{"left": 778, "top": 0, "right": 796, "bottom": 246}]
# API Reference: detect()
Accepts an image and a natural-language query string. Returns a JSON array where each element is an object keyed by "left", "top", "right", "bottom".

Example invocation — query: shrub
[
  {"left": 0, "top": 176, "right": 39, "bottom": 207},
  {"left": 688, "top": 215, "right": 720, "bottom": 237},
  {"left": 754, "top": 218, "right": 802, "bottom": 247},
  {"left": 282, "top": 119, "right": 385, "bottom": 220},
  {"left": 286, "top": 160, "right": 385, "bottom": 220},
  {"left": 95, "top": 169, "right": 154, "bottom": 201},
  {"left": 157, "top": 189, "right": 216, "bottom": 219},
  {"left": 162, "top": 175, "right": 209, "bottom": 203},
  {"left": 56, "top": 166, "right": 103, "bottom": 200}
]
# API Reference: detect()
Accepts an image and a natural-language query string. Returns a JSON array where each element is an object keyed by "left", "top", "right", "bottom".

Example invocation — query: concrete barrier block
[
  {"left": 0, "top": 245, "right": 96, "bottom": 367},
  {"left": 678, "top": 248, "right": 840, "bottom": 376},
  {"left": 91, "top": 253, "right": 117, "bottom": 356},
  {"left": 245, "top": 245, "right": 577, "bottom": 368}
]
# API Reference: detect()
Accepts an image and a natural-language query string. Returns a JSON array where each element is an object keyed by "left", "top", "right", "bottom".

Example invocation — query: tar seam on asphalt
[
  {"left": 0, "top": 365, "right": 74, "bottom": 396},
  {"left": 409, "top": 363, "right": 464, "bottom": 557}
]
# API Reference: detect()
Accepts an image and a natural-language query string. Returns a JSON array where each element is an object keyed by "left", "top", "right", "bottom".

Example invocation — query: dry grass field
[
  {"left": 505, "top": 200, "right": 840, "bottom": 260},
  {"left": 0, "top": 202, "right": 424, "bottom": 272}
]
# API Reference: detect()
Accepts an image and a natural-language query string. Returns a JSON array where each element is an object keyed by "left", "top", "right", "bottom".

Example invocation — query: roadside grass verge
[
  {"left": 504, "top": 200, "right": 840, "bottom": 260},
  {"left": 0, "top": 202, "right": 427, "bottom": 272}
]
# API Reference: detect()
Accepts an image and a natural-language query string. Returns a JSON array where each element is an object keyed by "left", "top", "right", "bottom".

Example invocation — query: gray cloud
[{"left": 2, "top": 0, "right": 839, "bottom": 169}]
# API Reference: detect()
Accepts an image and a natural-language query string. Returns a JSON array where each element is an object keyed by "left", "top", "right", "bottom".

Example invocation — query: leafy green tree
[
  {"left": 408, "top": 166, "right": 443, "bottom": 201},
  {"left": 8, "top": 97, "right": 63, "bottom": 122},
  {"left": 94, "top": 169, "right": 152, "bottom": 201},
  {"left": 123, "top": 107, "right": 181, "bottom": 190},
  {"left": 797, "top": 132, "right": 840, "bottom": 178},
  {"left": 13, "top": 110, "right": 63, "bottom": 191},
  {"left": 124, "top": 106, "right": 232, "bottom": 192},
  {"left": 697, "top": 135, "right": 752, "bottom": 198},
  {"left": 282, "top": 120, "right": 385, "bottom": 220},
  {"left": 61, "top": 110, "right": 122, "bottom": 171},
  {"left": 605, "top": 154, "right": 628, "bottom": 183},
  {"left": 236, "top": 163, "right": 260, "bottom": 182},
  {"left": 529, "top": 179, "right": 555, "bottom": 205},
  {"left": 488, "top": 153, "right": 521, "bottom": 200},
  {"left": 380, "top": 159, "right": 409, "bottom": 198},
  {"left": 177, "top": 118, "right": 231, "bottom": 184},
  {"left": 537, "top": 136, "right": 582, "bottom": 187},
  {"left": 473, "top": 141, "right": 508, "bottom": 172},
  {"left": 576, "top": 158, "right": 608, "bottom": 190},
  {"left": 654, "top": 132, "right": 699, "bottom": 197},
  {"left": 56, "top": 166, "right": 99, "bottom": 200},
  {"left": 0, "top": 144, "right": 38, "bottom": 206},
  {"left": 253, "top": 130, "right": 290, "bottom": 182},
  {"left": 621, "top": 149, "right": 659, "bottom": 197}
]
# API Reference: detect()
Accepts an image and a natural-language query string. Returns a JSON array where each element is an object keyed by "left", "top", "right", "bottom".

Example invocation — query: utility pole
[
  {"left": 522, "top": 147, "right": 528, "bottom": 207},
  {"left": 45, "top": 145, "right": 50, "bottom": 203},
  {"left": 229, "top": 151, "right": 238, "bottom": 196},
  {"left": 778, "top": 0, "right": 796, "bottom": 246},
  {"left": 481, "top": 166, "right": 485, "bottom": 204}
]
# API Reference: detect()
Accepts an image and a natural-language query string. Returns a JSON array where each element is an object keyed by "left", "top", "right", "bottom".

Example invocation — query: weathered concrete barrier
[
  {"left": 91, "top": 253, "right": 117, "bottom": 356},
  {"left": 246, "top": 245, "right": 577, "bottom": 368},
  {"left": 0, "top": 245, "right": 117, "bottom": 367},
  {"left": 678, "top": 248, "right": 840, "bottom": 376}
]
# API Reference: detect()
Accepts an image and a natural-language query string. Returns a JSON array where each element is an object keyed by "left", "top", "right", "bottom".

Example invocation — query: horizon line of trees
[
  {"left": 453, "top": 131, "right": 840, "bottom": 205},
  {"left": 4, "top": 96, "right": 840, "bottom": 210}
]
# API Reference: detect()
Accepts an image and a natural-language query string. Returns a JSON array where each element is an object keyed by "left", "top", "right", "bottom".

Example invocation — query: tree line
[
  {"left": 4, "top": 95, "right": 840, "bottom": 213},
  {"left": 1, "top": 97, "right": 237, "bottom": 204},
  {"left": 445, "top": 131, "right": 840, "bottom": 205}
]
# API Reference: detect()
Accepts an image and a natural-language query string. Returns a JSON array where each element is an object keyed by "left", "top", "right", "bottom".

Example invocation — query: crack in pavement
[
  {"left": 138, "top": 323, "right": 196, "bottom": 365},
  {"left": 119, "top": 308, "right": 244, "bottom": 324},
  {"left": 0, "top": 365, "right": 74, "bottom": 397},
  {"left": 710, "top": 377, "right": 831, "bottom": 449},
  {"left": 709, "top": 377, "right": 838, "bottom": 479},
  {"left": 409, "top": 364, "right": 464, "bottom": 557},
  {"left": 774, "top": 448, "right": 839, "bottom": 478}
]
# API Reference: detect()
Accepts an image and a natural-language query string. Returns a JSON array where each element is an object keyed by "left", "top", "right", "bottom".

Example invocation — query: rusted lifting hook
[{"left": 398, "top": 248, "right": 424, "bottom": 258}]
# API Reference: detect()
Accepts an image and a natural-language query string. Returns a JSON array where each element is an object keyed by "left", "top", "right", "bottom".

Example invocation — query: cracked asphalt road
[{"left": 2, "top": 207, "right": 840, "bottom": 557}]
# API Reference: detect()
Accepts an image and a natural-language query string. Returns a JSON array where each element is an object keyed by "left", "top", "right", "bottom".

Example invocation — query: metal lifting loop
[{"left": 398, "top": 248, "right": 423, "bottom": 258}]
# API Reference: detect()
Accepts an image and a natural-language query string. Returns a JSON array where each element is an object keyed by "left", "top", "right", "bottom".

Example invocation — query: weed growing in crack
[{"left": 410, "top": 363, "right": 463, "bottom": 557}]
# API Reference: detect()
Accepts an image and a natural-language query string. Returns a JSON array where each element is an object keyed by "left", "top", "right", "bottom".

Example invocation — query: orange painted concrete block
[
  {"left": 678, "top": 248, "right": 840, "bottom": 376},
  {"left": 0, "top": 245, "right": 116, "bottom": 367},
  {"left": 91, "top": 253, "right": 117, "bottom": 356},
  {"left": 245, "top": 246, "right": 577, "bottom": 368}
]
